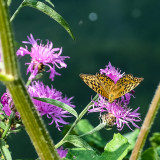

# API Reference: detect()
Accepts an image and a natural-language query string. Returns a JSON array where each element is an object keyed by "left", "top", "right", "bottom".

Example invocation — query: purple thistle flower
[
  {"left": 88, "top": 62, "right": 141, "bottom": 130},
  {"left": 57, "top": 147, "right": 68, "bottom": 158},
  {"left": 99, "top": 62, "right": 134, "bottom": 105},
  {"left": 89, "top": 95, "right": 141, "bottom": 130},
  {"left": 27, "top": 81, "right": 75, "bottom": 131},
  {"left": 16, "top": 34, "right": 69, "bottom": 81},
  {"left": 1, "top": 90, "right": 20, "bottom": 118},
  {"left": 1, "top": 81, "right": 75, "bottom": 131},
  {"left": 100, "top": 62, "right": 124, "bottom": 83}
]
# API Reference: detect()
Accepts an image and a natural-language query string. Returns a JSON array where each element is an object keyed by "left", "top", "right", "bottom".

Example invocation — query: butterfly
[{"left": 80, "top": 73, "right": 143, "bottom": 103}]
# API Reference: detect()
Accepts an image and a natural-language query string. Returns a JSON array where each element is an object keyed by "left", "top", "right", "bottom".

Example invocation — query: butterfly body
[{"left": 80, "top": 73, "right": 143, "bottom": 103}]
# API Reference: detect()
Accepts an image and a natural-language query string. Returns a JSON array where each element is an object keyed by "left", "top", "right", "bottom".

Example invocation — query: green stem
[
  {"left": 130, "top": 84, "right": 160, "bottom": 160},
  {"left": 2, "top": 112, "right": 15, "bottom": 139},
  {"left": 55, "top": 94, "right": 99, "bottom": 149},
  {"left": 0, "top": 1, "right": 59, "bottom": 159},
  {"left": 10, "top": 0, "right": 25, "bottom": 22}
]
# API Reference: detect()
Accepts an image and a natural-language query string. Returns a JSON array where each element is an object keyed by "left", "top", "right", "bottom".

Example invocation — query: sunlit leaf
[
  {"left": 22, "top": 0, "right": 74, "bottom": 39},
  {"left": 0, "top": 139, "right": 12, "bottom": 160},
  {"left": 33, "top": 97, "right": 78, "bottom": 118},
  {"left": 100, "top": 133, "right": 130, "bottom": 160}
]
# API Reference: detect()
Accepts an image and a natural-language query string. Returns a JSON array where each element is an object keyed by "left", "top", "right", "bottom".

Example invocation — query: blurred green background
[{"left": 1, "top": 0, "right": 160, "bottom": 159}]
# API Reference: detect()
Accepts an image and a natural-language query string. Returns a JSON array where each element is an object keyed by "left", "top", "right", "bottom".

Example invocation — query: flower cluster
[
  {"left": 88, "top": 62, "right": 141, "bottom": 130},
  {"left": 1, "top": 82, "right": 75, "bottom": 131},
  {"left": 16, "top": 34, "right": 69, "bottom": 81},
  {"left": 1, "top": 34, "right": 75, "bottom": 131},
  {"left": 28, "top": 81, "right": 75, "bottom": 130}
]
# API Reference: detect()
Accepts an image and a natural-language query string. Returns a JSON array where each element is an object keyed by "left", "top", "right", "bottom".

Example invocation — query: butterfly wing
[
  {"left": 114, "top": 74, "right": 144, "bottom": 98},
  {"left": 96, "top": 73, "right": 115, "bottom": 94},
  {"left": 80, "top": 73, "right": 109, "bottom": 98}
]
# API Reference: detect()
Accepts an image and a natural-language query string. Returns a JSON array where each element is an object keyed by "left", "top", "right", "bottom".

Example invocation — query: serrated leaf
[
  {"left": 141, "top": 147, "right": 160, "bottom": 160},
  {"left": 75, "top": 119, "right": 105, "bottom": 148},
  {"left": 33, "top": 97, "right": 78, "bottom": 118},
  {"left": 0, "top": 138, "right": 12, "bottom": 160},
  {"left": 150, "top": 132, "right": 160, "bottom": 147},
  {"left": 100, "top": 133, "right": 129, "bottom": 160},
  {"left": 64, "top": 135, "right": 93, "bottom": 150},
  {"left": 22, "top": 0, "right": 74, "bottom": 39},
  {"left": 66, "top": 148, "right": 99, "bottom": 160},
  {"left": 123, "top": 129, "right": 139, "bottom": 150}
]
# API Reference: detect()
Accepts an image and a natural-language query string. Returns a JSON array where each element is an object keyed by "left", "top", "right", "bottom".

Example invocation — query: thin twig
[{"left": 130, "top": 83, "right": 160, "bottom": 160}]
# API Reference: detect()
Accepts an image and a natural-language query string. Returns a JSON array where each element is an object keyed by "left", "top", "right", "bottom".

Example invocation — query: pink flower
[
  {"left": 100, "top": 62, "right": 124, "bottom": 83},
  {"left": 1, "top": 81, "right": 75, "bottom": 131},
  {"left": 28, "top": 81, "right": 75, "bottom": 130},
  {"left": 16, "top": 34, "right": 69, "bottom": 81},
  {"left": 1, "top": 90, "right": 20, "bottom": 118},
  {"left": 57, "top": 147, "right": 68, "bottom": 158},
  {"left": 89, "top": 95, "right": 141, "bottom": 130}
]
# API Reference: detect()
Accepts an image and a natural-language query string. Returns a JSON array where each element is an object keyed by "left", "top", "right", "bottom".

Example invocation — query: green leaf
[
  {"left": 100, "top": 133, "right": 130, "bottom": 160},
  {"left": 79, "top": 123, "right": 106, "bottom": 137},
  {"left": 150, "top": 132, "right": 160, "bottom": 147},
  {"left": 157, "top": 146, "right": 160, "bottom": 157},
  {"left": 123, "top": 129, "right": 139, "bottom": 150},
  {"left": 0, "top": 121, "right": 6, "bottom": 130},
  {"left": 33, "top": 97, "right": 78, "bottom": 118},
  {"left": 7, "top": 0, "right": 12, "bottom": 6},
  {"left": 22, "top": 0, "right": 74, "bottom": 39},
  {"left": 141, "top": 147, "right": 160, "bottom": 160},
  {"left": 0, "top": 138, "right": 12, "bottom": 160},
  {"left": 45, "top": 0, "right": 54, "bottom": 7},
  {"left": 66, "top": 148, "right": 99, "bottom": 160},
  {"left": 0, "top": 103, "right": 3, "bottom": 109},
  {"left": 64, "top": 135, "right": 93, "bottom": 150},
  {"left": 74, "top": 119, "right": 106, "bottom": 148}
]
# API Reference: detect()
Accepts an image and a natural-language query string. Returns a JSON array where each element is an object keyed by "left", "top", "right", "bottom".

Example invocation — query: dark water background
[{"left": 1, "top": 0, "right": 160, "bottom": 159}]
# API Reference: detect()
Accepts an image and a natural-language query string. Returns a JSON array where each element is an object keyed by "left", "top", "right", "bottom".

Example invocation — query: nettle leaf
[
  {"left": 0, "top": 138, "right": 12, "bottom": 160},
  {"left": 141, "top": 147, "right": 160, "bottom": 160},
  {"left": 150, "top": 132, "right": 160, "bottom": 147},
  {"left": 64, "top": 135, "right": 93, "bottom": 150},
  {"left": 66, "top": 148, "right": 99, "bottom": 160},
  {"left": 22, "top": 0, "right": 74, "bottom": 39},
  {"left": 123, "top": 129, "right": 139, "bottom": 151},
  {"left": 33, "top": 97, "right": 78, "bottom": 118},
  {"left": 100, "top": 133, "right": 130, "bottom": 160},
  {"left": 75, "top": 119, "right": 106, "bottom": 148}
]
